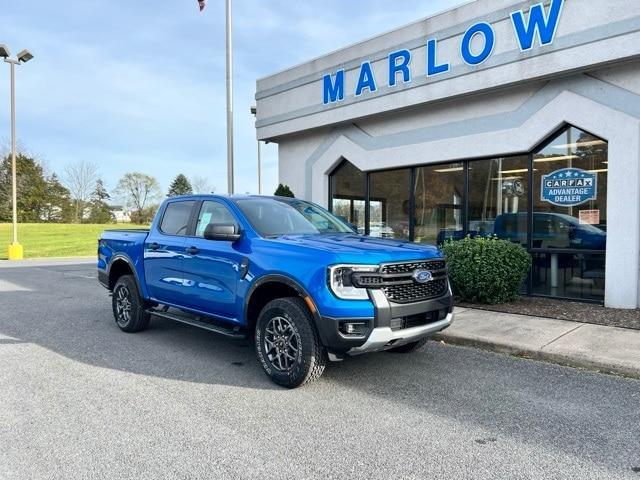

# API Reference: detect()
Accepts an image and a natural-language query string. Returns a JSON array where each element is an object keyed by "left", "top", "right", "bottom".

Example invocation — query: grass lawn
[{"left": 0, "top": 223, "right": 147, "bottom": 260}]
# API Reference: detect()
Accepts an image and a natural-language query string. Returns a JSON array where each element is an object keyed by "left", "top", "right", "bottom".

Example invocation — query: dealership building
[{"left": 255, "top": 0, "right": 640, "bottom": 309}]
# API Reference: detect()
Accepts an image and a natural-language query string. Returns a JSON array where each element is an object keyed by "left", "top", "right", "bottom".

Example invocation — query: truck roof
[{"left": 165, "top": 194, "right": 300, "bottom": 202}]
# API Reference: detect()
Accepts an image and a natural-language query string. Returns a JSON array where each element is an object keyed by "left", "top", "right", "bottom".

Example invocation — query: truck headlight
[{"left": 328, "top": 265, "right": 378, "bottom": 300}]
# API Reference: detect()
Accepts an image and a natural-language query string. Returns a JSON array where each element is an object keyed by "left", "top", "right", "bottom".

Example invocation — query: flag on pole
[{"left": 198, "top": 0, "right": 206, "bottom": 11}]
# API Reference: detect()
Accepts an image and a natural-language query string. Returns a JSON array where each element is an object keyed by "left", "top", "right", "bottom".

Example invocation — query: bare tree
[
  {"left": 191, "top": 175, "right": 215, "bottom": 194},
  {"left": 115, "top": 172, "right": 161, "bottom": 223},
  {"left": 63, "top": 160, "right": 98, "bottom": 222}
]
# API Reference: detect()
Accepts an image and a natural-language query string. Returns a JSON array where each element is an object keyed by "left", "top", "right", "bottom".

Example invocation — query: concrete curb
[
  {"left": 0, "top": 257, "right": 95, "bottom": 268},
  {"left": 433, "top": 330, "right": 640, "bottom": 380}
]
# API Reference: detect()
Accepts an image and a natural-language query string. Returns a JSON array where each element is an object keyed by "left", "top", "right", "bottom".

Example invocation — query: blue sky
[{"left": 1, "top": 0, "right": 461, "bottom": 200}]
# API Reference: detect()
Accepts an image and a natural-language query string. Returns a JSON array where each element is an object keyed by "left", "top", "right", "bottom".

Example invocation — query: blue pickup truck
[{"left": 98, "top": 195, "right": 453, "bottom": 388}]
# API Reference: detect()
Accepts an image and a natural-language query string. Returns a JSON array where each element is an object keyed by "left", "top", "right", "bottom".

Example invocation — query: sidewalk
[{"left": 435, "top": 307, "right": 640, "bottom": 379}]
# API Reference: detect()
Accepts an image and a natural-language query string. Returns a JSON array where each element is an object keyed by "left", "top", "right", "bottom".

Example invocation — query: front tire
[
  {"left": 112, "top": 274, "right": 150, "bottom": 333},
  {"left": 255, "top": 297, "right": 327, "bottom": 388}
]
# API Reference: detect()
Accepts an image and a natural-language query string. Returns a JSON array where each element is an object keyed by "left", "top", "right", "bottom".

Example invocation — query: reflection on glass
[
  {"left": 531, "top": 126, "right": 607, "bottom": 302},
  {"left": 368, "top": 169, "right": 410, "bottom": 239},
  {"left": 531, "top": 252, "right": 605, "bottom": 301},
  {"left": 414, "top": 163, "right": 464, "bottom": 244},
  {"left": 467, "top": 156, "right": 529, "bottom": 245},
  {"left": 327, "top": 126, "right": 607, "bottom": 303},
  {"left": 330, "top": 161, "right": 365, "bottom": 232},
  {"left": 533, "top": 126, "right": 608, "bottom": 250}
]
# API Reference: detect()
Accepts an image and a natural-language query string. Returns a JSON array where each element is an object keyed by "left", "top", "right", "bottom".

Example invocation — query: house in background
[{"left": 109, "top": 205, "right": 131, "bottom": 223}]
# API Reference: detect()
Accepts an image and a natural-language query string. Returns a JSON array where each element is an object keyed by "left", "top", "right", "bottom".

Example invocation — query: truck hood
[{"left": 267, "top": 233, "right": 442, "bottom": 264}]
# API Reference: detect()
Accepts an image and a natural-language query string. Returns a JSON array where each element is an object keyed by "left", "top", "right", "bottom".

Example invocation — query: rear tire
[
  {"left": 386, "top": 337, "right": 428, "bottom": 353},
  {"left": 255, "top": 297, "right": 327, "bottom": 388},
  {"left": 112, "top": 274, "right": 150, "bottom": 333}
]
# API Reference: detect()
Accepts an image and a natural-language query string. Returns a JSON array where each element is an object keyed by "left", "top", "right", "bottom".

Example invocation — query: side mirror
[{"left": 204, "top": 223, "right": 242, "bottom": 242}]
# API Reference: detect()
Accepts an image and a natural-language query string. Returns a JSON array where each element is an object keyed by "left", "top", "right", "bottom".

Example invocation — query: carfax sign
[{"left": 541, "top": 168, "right": 597, "bottom": 207}]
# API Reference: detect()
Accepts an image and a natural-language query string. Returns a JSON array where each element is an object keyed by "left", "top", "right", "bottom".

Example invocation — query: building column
[{"left": 603, "top": 124, "right": 640, "bottom": 308}]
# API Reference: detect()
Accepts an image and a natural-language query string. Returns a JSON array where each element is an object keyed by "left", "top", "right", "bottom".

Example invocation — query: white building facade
[{"left": 255, "top": 0, "right": 640, "bottom": 308}]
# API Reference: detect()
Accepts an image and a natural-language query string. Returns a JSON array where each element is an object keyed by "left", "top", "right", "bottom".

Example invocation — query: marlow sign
[
  {"left": 541, "top": 168, "right": 597, "bottom": 207},
  {"left": 323, "top": 0, "right": 564, "bottom": 105}
]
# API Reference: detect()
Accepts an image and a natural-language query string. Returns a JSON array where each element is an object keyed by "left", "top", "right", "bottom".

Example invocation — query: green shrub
[
  {"left": 274, "top": 184, "right": 295, "bottom": 198},
  {"left": 441, "top": 236, "right": 532, "bottom": 304}
]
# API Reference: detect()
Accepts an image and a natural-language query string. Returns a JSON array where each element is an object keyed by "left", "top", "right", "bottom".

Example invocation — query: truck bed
[{"left": 98, "top": 229, "right": 150, "bottom": 284}]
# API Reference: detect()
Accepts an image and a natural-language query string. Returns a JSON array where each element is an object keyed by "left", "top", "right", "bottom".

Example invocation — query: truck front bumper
[
  {"left": 316, "top": 287, "right": 453, "bottom": 356},
  {"left": 346, "top": 313, "right": 453, "bottom": 355}
]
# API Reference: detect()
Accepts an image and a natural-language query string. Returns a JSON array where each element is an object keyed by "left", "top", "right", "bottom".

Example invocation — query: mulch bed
[{"left": 456, "top": 296, "right": 640, "bottom": 331}]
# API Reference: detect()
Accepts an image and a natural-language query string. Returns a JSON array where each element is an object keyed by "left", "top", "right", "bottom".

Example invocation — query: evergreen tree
[
  {"left": 88, "top": 179, "right": 115, "bottom": 224},
  {"left": 42, "top": 173, "right": 73, "bottom": 223},
  {"left": 274, "top": 184, "right": 295, "bottom": 198},
  {"left": 167, "top": 174, "right": 193, "bottom": 197},
  {"left": 0, "top": 154, "right": 49, "bottom": 222}
]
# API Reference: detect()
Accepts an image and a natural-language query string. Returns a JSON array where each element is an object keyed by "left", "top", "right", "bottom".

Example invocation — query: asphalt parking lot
[{"left": 1, "top": 262, "right": 639, "bottom": 479}]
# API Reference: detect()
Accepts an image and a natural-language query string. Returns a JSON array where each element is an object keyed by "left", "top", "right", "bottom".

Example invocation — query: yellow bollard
[{"left": 7, "top": 243, "right": 23, "bottom": 260}]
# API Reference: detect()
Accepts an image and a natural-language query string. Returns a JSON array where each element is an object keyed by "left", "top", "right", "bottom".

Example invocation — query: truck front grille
[
  {"left": 379, "top": 260, "right": 448, "bottom": 304},
  {"left": 382, "top": 278, "right": 448, "bottom": 304},
  {"left": 380, "top": 260, "right": 446, "bottom": 275}
]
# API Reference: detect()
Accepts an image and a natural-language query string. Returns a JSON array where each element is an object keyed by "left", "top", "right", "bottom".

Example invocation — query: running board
[{"left": 147, "top": 308, "right": 247, "bottom": 339}]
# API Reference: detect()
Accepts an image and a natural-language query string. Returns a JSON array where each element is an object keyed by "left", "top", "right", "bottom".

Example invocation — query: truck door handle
[
  {"left": 186, "top": 246, "right": 200, "bottom": 255},
  {"left": 149, "top": 242, "right": 160, "bottom": 251}
]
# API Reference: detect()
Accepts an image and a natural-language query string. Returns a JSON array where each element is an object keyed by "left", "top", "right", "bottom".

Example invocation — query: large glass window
[
  {"left": 467, "top": 156, "right": 529, "bottom": 246},
  {"left": 330, "top": 160, "right": 365, "bottom": 233},
  {"left": 327, "top": 124, "right": 607, "bottom": 303},
  {"left": 533, "top": 127, "right": 607, "bottom": 249},
  {"left": 414, "top": 163, "right": 464, "bottom": 244},
  {"left": 368, "top": 169, "right": 410, "bottom": 239},
  {"left": 531, "top": 126, "right": 607, "bottom": 300}
]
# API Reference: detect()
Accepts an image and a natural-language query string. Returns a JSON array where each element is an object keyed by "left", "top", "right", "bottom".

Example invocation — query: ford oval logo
[{"left": 413, "top": 269, "right": 433, "bottom": 284}]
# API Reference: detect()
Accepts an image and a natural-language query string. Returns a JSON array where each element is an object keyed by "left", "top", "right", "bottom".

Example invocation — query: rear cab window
[{"left": 160, "top": 201, "right": 195, "bottom": 236}]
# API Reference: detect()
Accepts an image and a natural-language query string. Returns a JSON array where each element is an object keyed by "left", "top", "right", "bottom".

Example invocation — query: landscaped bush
[{"left": 441, "top": 236, "right": 532, "bottom": 304}]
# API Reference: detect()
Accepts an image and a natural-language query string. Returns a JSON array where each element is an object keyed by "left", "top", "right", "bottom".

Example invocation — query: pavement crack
[{"left": 540, "top": 324, "right": 585, "bottom": 350}]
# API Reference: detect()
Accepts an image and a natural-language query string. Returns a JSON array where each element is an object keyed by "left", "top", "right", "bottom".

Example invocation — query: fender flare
[
  {"left": 244, "top": 274, "right": 322, "bottom": 326},
  {"left": 107, "top": 254, "right": 144, "bottom": 297}
]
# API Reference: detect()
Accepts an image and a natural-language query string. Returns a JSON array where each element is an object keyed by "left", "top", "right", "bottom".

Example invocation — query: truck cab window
[
  {"left": 196, "top": 201, "right": 238, "bottom": 237},
  {"left": 160, "top": 201, "right": 195, "bottom": 236}
]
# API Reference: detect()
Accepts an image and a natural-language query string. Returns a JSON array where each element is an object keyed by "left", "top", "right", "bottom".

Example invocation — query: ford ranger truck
[{"left": 98, "top": 195, "right": 453, "bottom": 388}]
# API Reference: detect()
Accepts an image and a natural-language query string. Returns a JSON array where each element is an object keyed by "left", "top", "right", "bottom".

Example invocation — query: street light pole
[
  {"left": 225, "top": 0, "right": 234, "bottom": 194},
  {"left": 250, "top": 106, "right": 261, "bottom": 194},
  {"left": 257, "top": 136, "right": 262, "bottom": 195},
  {"left": 9, "top": 60, "right": 17, "bottom": 246},
  {"left": 1, "top": 45, "right": 34, "bottom": 260}
]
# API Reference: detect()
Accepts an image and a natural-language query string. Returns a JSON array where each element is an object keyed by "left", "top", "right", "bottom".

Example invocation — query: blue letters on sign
[
  {"left": 323, "top": 69, "right": 345, "bottom": 105},
  {"left": 320, "top": 0, "right": 565, "bottom": 103},
  {"left": 511, "top": 0, "right": 564, "bottom": 51},
  {"left": 355, "top": 61, "right": 377, "bottom": 96},
  {"left": 541, "top": 168, "right": 597, "bottom": 207},
  {"left": 388, "top": 49, "right": 411, "bottom": 87},
  {"left": 426, "top": 38, "right": 449, "bottom": 76},
  {"left": 461, "top": 22, "right": 495, "bottom": 65}
]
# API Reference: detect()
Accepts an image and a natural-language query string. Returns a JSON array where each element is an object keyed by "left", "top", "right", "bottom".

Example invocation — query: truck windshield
[{"left": 234, "top": 197, "right": 355, "bottom": 237}]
